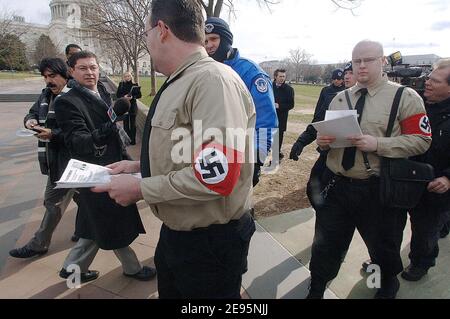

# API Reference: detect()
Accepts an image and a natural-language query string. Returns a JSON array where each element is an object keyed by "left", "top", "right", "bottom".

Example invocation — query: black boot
[
  {"left": 374, "top": 276, "right": 400, "bottom": 299},
  {"left": 401, "top": 264, "right": 428, "bottom": 282},
  {"left": 306, "top": 279, "right": 326, "bottom": 299}
]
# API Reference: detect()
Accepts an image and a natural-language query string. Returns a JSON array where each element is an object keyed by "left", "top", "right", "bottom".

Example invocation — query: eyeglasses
[
  {"left": 143, "top": 23, "right": 158, "bottom": 37},
  {"left": 352, "top": 57, "right": 382, "bottom": 65},
  {"left": 75, "top": 65, "right": 99, "bottom": 72}
]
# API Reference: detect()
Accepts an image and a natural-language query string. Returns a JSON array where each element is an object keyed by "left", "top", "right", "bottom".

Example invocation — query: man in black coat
[
  {"left": 273, "top": 69, "right": 295, "bottom": 159},
  {"left": 55, "top": 51, "right": 155, "bottom": 283},
  {"left": 401, "top": 58, "right": 450, "bottom": 281},
  {"left": 289, "top": 68, "right": 345, "bottom": 160},
  {"left": 9, "top": 58, "right": 74, "bottom": 259}
]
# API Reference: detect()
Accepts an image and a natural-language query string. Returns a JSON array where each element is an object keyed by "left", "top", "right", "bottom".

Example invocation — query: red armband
[
  {"left": 194, "top": 143, "right": 243, "bottom": 196},
  {"left": 400, "top": 113, "right": 432, "bottom": 136}
]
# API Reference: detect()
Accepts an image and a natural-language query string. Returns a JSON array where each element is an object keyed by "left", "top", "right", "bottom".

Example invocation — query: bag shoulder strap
[
  {"left": 385, "top": 86, "right": 406, "bottom": 138},
  {"left": 345, "top": 90, "right": 353, "bottom": 110}
]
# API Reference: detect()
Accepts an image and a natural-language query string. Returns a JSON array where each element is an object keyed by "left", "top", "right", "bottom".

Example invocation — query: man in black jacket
[
  {"left": 55, "top": 51, "right": 155, "bottom": 283},
  {"left": 401, "top": 58, "right": 450, "bottom": 281},
  {"left": 273, "top": 69, "right": 295, "bottom": 159},
  {"left": 289, "top": 68, "right": 345, "bottom": 161},
  {"left": 9, "top": 58, "right": 74, "bottom": 259}
]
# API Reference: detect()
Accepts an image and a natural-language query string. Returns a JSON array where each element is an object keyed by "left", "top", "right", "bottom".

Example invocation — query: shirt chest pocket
[
  {"left": 152, "top": 110, "right": 177, "bottom": 130},
  {"left": 365, "top": 111, "right": 390, "bottom": 126}
]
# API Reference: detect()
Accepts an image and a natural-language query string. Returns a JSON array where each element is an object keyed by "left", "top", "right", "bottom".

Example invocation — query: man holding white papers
[{"left": 307, "top": 40, "right": 431, "bottom": 299}]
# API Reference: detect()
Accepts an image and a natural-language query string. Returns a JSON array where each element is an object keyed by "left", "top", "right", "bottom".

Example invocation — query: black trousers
[
  {"left": 124, "top": 113, "right": 136, "bottom": 144},
  {"left": 278, "top": 130, "right": 285, "bottom": 154},
  {"left": 310, "top": 177, "right": 407, "bottom": 284},
  {"left": 155, "top": 213, "right": 255, "bottom": 299},
  {"left": 408, "top": 197, "right": 449, "bottom": 269}
]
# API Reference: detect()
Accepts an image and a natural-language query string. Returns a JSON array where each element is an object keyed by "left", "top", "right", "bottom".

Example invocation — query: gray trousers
[
  {"left": 63, "top": 238, "right": 142, "bottom": 275},
  {"left": 27, "top": 178, "right": 75, "bottom": 252}
]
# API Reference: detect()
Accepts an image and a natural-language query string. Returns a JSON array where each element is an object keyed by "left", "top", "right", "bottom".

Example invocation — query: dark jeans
[
  {"left": 310, "top": 177, "right": 407, "bottom": 284},
  {"left": 408, "top": 198, "right": 449, "bottom": 269},
  {"left": 124, "top": 113, "right": 136, "bottom": 144},
  {"left": 155, "top": 213, "right": 255, "bottom": 299}
]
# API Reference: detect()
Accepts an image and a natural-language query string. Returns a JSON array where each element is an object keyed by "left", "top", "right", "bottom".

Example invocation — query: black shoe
[
  {"left": 124, "top": 266, "right": 157, "bottom": 281},
  {"left": 71, "top": 235, "right": 79, "bottom": 242},
  {"left": 361, "top": 259, "right": 373, "bottom": 272},
  {"left": 401, "top": 264, "right": 428, "bottom": 282},
  {"left": 9, "top": 246, "right": 48, "bottom": 259},
  {"left": 279, "top": 153, "right": 285, "bottom": 160},
  {"left": 440, "top": 228, "right": 449, "bottom": 239},
  {"left": 59, "top": 268, "right": 99, "bottom": 283},
  {"left": 374, "top": 277, "right": 400, "bottom": 299},
  {"left": 306, "top": 279, "right": 326, "bottom": 299}
]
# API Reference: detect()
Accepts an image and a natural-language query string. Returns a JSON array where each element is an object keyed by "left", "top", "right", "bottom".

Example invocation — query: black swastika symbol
[
  {"left": 421, "top": 117, "right": 431, "bottom": 133},
  {"left": 199, "top": 151, "right": 225, "bottom": 179}
]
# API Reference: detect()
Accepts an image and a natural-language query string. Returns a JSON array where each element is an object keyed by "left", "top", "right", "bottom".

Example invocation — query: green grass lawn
[
  {"left": 0, "top": 71, "right": 41, "bottom": 80},
  {"left": 291, "top": 83, "right": 324, "bottom": 110}
]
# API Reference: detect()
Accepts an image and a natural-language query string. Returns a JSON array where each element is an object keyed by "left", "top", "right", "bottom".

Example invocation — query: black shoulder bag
[{"left": 378, "top": 87, "right": 434, "bottom": 209}]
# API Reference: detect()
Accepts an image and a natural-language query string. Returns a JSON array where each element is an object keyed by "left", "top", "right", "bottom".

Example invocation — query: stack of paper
[
  {"left": 311, "top": 110, "right": 362, "bottom": 148},
  {"left": 55, "top": 159, "right": 112, "bottom": 189}
]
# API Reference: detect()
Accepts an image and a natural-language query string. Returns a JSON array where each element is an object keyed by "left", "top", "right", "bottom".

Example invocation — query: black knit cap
[
  {"left": 344, "top": 61, "right": 353, "bottom": 72},
  {"left": 205, "top": 17, "right": 233, "bottom": 46}
]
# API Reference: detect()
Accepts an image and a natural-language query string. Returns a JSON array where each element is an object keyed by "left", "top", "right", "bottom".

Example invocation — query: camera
[{"left": 386, "top": 51, "right": 431, "bottom": 98}]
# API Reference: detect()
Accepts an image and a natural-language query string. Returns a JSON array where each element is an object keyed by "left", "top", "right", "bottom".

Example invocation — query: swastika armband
[
  {"left": 194, "top": 143, "right": 243, "bottom": 196},
  {"left": 400, "top": 113, "right": 432, "bottom": 137}
]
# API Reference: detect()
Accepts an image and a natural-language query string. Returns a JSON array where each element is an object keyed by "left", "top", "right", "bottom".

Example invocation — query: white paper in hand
[
  {"left": 55, "top": 159, "right": 112, "bottom": 189},
  {"left": 312, "top": 115, "right": 362, "bottom": 148},
  {"left": 325, "top": 110, "right": 357, "bottom": 121}
]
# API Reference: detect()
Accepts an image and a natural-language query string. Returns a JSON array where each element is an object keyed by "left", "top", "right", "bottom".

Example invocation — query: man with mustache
[{"left": 10, "top": 58, "right": 74, "bottom": 259}]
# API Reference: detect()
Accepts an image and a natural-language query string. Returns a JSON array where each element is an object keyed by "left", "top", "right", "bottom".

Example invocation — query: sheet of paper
[
  {"left": 55, "top": 159, "right": 112, "bottom": 189},
  {"left": 325, "top": 110, "right": 357, "bottom": 121},
  {"left": 311, "top": 115, "right": 362, "bottom": 148}
]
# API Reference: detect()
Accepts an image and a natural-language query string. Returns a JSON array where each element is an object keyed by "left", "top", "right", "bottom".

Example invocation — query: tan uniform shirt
[
  {"left": 326, "top": 74, "right": 432, "bottom": 179},
  {"left": 140, "top": 49, "right": 256, "bottom": 231}
]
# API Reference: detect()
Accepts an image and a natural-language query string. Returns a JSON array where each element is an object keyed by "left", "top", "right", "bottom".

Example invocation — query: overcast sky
[{"left": 1, "top": 0, "right": 449, "bottom": 63}]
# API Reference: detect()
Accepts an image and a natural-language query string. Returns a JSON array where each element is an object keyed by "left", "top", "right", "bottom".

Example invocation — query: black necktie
[
  {"left": 341, "top": 88, "right": 368, "bottom": 171},
  {"left": 140, "top": 79, "right": 171, "bottom": 178}
]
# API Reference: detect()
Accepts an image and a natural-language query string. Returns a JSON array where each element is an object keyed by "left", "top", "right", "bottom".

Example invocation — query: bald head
[{"left": 352, "top": 40, "right": 385, "bottom": 88}]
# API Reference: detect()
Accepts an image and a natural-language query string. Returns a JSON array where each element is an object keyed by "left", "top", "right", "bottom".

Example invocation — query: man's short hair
[
  {"left": 68, "top": 51, "right": 99, "bottom": 68},
  {"left": 274, "top": 69, "right": 287, "bottom": 78},
  {"left": 65, "top": 44, "right": 82, "bottom": 56},
  {"left": 150, "top": 0, "right": 204, "bottom": 44},
  {"left": 433, "top": 58, "right": 450, "bottom": 85},
  {"left": 39, "top": 57, "right": 68, "bottom": 79}
]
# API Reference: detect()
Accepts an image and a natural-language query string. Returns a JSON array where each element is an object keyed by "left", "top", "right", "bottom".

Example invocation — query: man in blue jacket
[{"left": 205, "top": 17, "right": 278, "bottom": 186}]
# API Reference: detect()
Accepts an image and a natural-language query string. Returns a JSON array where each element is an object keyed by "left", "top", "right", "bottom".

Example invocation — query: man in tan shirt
[
  {"left": 93, "top": 0, "right": 256, "bottom": 299},
  {"left": 308, "top": 40, "right": 431, "bottom": 299}
]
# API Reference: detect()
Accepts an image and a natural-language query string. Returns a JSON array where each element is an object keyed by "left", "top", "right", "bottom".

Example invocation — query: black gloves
[
  {"left": 92, "top": 121, "right": 117, "bottom": 146},
  {"left": 289, "top": 142, "right": 304, "bottom": 161}
]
